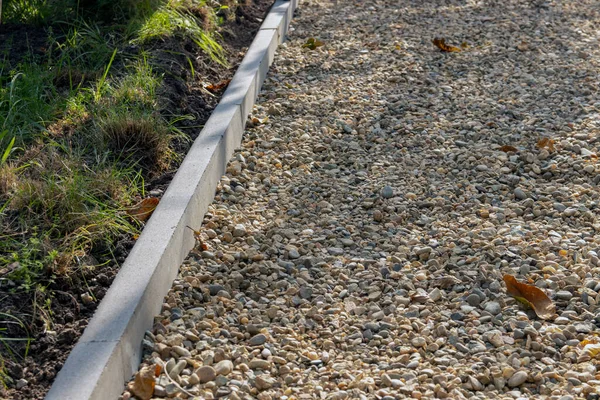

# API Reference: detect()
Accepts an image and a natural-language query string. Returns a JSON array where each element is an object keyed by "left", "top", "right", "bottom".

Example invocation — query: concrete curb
[{"left": 45, "top": 1, "right": 297, "bottom": 399}]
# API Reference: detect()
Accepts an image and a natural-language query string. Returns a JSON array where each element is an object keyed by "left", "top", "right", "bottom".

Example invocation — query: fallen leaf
[
  {"left": 578, "top": 343, "right": 600, "bottom": 362},
  {"left": 127, "top": 198, "right": 159, "bottom": 222},
  {"left": 499, "top": 145, "right": 518, "bottom": 153},
  {"left": 536, "top": 137, "right": 555, "bottom": 152},
  {"left": 251, "top": 116, "right": 269, "bottom": 125},
  {"left": 579, "top": 338, "right": 599, "bottom": 347},
  {"left": 503, "top": 274, "right": 555, "bottom": 320},
  {"left": 205, "top": 79, "right": 231, "bottom": 93},
  {"left": 127, "top": 365, "right": 157, "bottom": 400},
  {"left": 432, "top": 37, "right": 461, "bottom": 52},
  {"left": 302, "top": 38, "right": 324, "bottom": 50}
]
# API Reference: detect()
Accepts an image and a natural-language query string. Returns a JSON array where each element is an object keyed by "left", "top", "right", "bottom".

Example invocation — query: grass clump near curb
[{"left": 0, "top": 0, "right": 245, "bottom": 394}]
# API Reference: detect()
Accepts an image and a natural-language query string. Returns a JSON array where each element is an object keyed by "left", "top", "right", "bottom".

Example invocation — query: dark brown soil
[
  {"left": 0, "top": 24, "right": 49, "bottom": 65},
  {"left": 0, "top": 1, "right": 275, "bottom": 399}
]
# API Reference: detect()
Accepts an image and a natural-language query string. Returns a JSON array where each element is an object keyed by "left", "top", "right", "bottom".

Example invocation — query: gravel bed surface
[{"left": 123, "top": 0, "right": 600, "bottom": 399}]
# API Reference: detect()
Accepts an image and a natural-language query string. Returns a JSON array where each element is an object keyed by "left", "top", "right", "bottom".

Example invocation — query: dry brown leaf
[
  {"left": 536, "top": 137, "right": 555, "bottom": 152},
  {"left": 503, "top": 274, "right": 555, "bottom": 320},
  {"left": 499, "top": 145, "right": 518, "bottom": 153},
  {"left": 432, "top": 38, "right": 461, "bottom": 52},
  {"left": 127, "top": 198, "right": 159, "bottom": 222},
  {"left": 127, "top": 365, "right": 158, "bottom": 400},
  {"left": 205, "top": 79, "right": 231, "bottom": 93}
]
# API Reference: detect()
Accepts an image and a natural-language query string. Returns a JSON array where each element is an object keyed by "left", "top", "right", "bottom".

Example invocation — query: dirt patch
[
  {"left": 0, "top": 24, "right": 49, "bottom": 66},
  {"left": 1, "top": 0, "right": 276, "bottom": 399}
]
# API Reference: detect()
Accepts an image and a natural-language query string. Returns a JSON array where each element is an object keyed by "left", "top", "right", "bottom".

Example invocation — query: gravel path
[{"left": 122, "top": 0, "right": 600, "bottom": 399}]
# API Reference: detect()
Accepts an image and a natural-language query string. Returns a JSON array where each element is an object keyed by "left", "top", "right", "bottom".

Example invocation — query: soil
[
  {"left": 0, "top": 1, "right": 275, "bottom": 398},
  {"left": 0, "top": 24, "right": 49, "bottom": 66}
]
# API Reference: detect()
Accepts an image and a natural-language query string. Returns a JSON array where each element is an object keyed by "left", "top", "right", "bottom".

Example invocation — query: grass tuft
[
  {"left": 133, "top": 3, "right": 226, "bottom": 66},
  {"left": 97, "top": 114, "right": 172, "bottom": 172}
]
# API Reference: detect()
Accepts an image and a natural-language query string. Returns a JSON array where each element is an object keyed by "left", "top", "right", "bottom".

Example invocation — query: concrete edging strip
[{"left": 45, "top": 1, "right": 297, "bottom": 399}]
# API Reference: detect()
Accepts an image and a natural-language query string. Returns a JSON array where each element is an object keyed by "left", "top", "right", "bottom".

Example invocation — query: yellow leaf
[
  {"left": 578, "top": 343, "right": 600, "bottom": 362},
  {"left": 302, "top": 38, "right": 324, "bottom": 50}
]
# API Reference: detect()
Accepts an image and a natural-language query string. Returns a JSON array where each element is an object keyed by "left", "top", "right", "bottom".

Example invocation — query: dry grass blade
[{"left": 503, "top": 274, "right": 555, "bottom": 319}]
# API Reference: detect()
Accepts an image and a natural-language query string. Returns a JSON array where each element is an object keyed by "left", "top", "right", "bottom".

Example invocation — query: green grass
[
  {"left": 0, "top": 0, "right": 240, "bottom": 384},
  {"left": 133, "top": 2, "right": 227, "bottom": 66},
  {"left": 0, "top": 66, "right": 57, "bottom": 142}
]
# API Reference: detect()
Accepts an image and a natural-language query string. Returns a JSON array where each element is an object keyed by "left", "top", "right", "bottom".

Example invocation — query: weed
[
  {"left": 0, "top": 131, "right": 16, "bottom": 165},
  {"left": 0, "top": 66, "right": 57, "bottom": 145},
  {"left": 112, "top": 56, "right": 160, "bottom": 108},
  {"left": 1, "top": 0, "right": 49, "bottom": 25},
  {"left": 50, "top": 21, "right": 115, "bottom": 87},
  {"left": 93, "top": 48, "right": 118, "bottom": 102}
]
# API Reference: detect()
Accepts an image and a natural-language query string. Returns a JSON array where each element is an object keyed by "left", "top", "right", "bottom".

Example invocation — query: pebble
[
  {"left": 466, "top": 293, "right": 481, "bottom": 307},
  {"left": 248, "top": 333, "right": 267, "bottom": 346},
  {"left": 381, "top": 186, "right": 394, "bottom": 199},
  {"left": 196, "top": 366, "right": 216, "bottom": 383},
  {"left": 508, "top": 371, "right": 528, "bottom": 387},
  {"left": 556, "top": 290, "right": 573, "bottom": 300},
  {"left": 484, "top": 301, "right": 502, "bottom": 315},
  {"left": 214, "top": 360, "right": 233, "bottom": 376},
  {"left": 514, "top": 188, "right": 527, "bottom": 200}
]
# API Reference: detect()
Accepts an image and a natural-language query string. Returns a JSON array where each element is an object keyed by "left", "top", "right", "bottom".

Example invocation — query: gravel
[{"left": 121, "top": 0, "right": 600, "bottom": 399}]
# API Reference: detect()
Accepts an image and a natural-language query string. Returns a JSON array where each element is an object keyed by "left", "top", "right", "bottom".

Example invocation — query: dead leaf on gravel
[
  {"left": 302, "top": 38, "right": 324, "bottom": 50},
  {"left": 499, "top": 145, "right": 518, "bottom": 153},
  {"left": 578, "top": 343, "right": 600, "bottom": 362},
  {"left": 536, "top": 137, "right": 555, "bottom": 152},
  {"left": 127, "top": 197, "right": 159, "bottom": 222},
  {"left": 251, "top": 116, "right": 269, "bottom": 125},
  {"left": 432, "top": 37, "right": 461, "bottom": 52},
  {"left": 127, "top": 364, "right": 160, "bottom": 400},
  {"left": 503, "top": 274, "right": 555, "bottom": 319}
]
